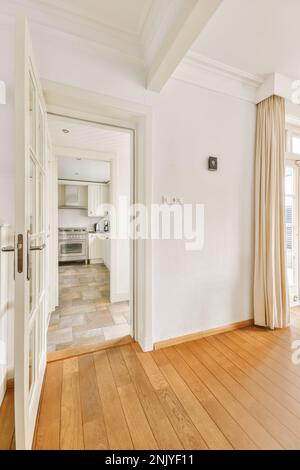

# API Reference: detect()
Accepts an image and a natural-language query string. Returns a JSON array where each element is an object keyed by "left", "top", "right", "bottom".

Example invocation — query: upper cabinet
[
  {"left": 88, "top": 184, "right": 109, "bottom": 217},
  {"left": 58, "top": 183, "right": 88, "bottom": 209}
]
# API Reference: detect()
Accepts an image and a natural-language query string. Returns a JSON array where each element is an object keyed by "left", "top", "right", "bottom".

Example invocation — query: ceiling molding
[
  {"left": 172, "top": 51, "right": 264, "bottom": 103},
  {"left": 3, "top": 0, "right": 182, "bottom": 65},
  {"left": 185, "top": 51, "right": 263, "bottom": 88},
  {"left": 3, "top": 0, "right": 143, "bottom": 60}
]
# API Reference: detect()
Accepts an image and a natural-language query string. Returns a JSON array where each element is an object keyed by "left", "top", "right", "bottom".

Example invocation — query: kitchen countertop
[{"left": 88, "top": 232, "right": 110, "bottom": 238}]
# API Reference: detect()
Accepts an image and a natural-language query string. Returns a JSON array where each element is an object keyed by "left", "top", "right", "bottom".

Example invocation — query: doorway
[
  {"left": 46, "top": 115, "right": 133, "bottom": 354},
  {"left": 13, "top": 16, "right": 151, "bottom": 450}
]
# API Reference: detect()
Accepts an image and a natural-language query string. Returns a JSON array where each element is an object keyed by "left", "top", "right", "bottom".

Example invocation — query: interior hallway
[
  {"left": 34, "top": 313, "right": 300, "bottom": 450},
  {"left": 47, "top": 264, "right": 130, "bottom": 352}
]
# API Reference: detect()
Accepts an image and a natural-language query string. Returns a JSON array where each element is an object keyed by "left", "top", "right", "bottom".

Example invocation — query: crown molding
[
  {"left": 172, "top": 51, "right": 264, "bottom": 103},
  {"left": 186, "top": 52, "right": 264, "bottom": 87},
  {"left": 1, "top": 0, "right": 144, "bottom": 61}
]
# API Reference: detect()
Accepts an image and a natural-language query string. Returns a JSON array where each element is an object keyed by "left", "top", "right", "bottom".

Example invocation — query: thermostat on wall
[{"left": 208, "top": 156, "right": 218, "bottom": 171}]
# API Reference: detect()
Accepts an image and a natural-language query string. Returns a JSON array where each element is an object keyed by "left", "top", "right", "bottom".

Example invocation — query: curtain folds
[{"left": 254, "top": 95, "right": 290, "bottom": 329}]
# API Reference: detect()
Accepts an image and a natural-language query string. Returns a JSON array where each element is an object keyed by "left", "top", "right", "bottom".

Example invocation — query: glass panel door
[
  {"left": 14, "top": 16, "right": 48, "bottom": 449},
  {"left": 285, "top": 162, "right": 299, "bottom": 303}
]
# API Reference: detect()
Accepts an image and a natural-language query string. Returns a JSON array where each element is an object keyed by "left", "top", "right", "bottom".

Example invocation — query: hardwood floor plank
[
  {"left": 189, "top": 340, "right": 286, "bottom": 449},
  {"left": 160, "top": 345, "right": 257, "bottom": 450},
  {"left": 210, "top": 335, "right": 300, "bottom": 436},
  {"left": 78, "top": 355, "right": 108, "bottom": 450},
  {"left": 152, "top": 349, "right": 233, "bottom": 450},
  {"left": 228, "top": 331, "right": 300, "bottom": 403},
  {"left": 34, "top": 361, "right": 63, "bottom": 450},
  {"left": 238, "top": 329, "right": 300, "bottom": 382},
  {"left": 117, "top": 383, "right": 158, "bottom": 450},
  {"left": 252, "top": 328, "right": 298, "bottom": 352},
  {"left": 34, "top": 321, "right": 300, "bottom": 450},
  {"left": 107, "top": 347, "right": 132, "bottom": 388},
  {"left": 121, "top": 345, "right": 184, "bottom": 450},
  {"left": 177, "top": 343, "right": 280, "bottom": 450},
  {"left": 93, "top": 351, "right": 133, "bottom": 450},
  {"left": 108, "top": 346, "right": 158, "bottom": 450},
  {"left": 60, "top": 358, "right": 84, "bottom": 450},
  {"left": 201, "top": 337, "right": 300, "bottom": 449},
  {"left": 0, "top": 388, "right": 14, "bottom": 450},
  {"left": 135, "top": 347, "right": 210, "bottom": 450}
]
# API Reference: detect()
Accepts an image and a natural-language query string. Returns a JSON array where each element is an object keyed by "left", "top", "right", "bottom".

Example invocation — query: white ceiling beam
[{"left": 147, "top": 0, "right": 223, "bottom": 92}]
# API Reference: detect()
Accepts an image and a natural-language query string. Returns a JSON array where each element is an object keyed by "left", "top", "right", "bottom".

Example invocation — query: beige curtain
[{"left": 254, "top": 95, "right": 290, "bottom": 329}]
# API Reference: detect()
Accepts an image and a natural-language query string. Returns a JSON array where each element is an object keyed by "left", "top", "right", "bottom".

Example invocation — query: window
[
  {"left": 285, "top": 161, "right": 299, "bottom": 302},
  {"left": 286, "top": 130, "right": 300, "bottom": 155}
]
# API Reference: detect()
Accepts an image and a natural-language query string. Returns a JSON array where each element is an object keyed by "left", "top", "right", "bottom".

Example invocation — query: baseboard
[
  {"left": 47, "top": 335, "right": 133, "bottom": 363},
  {"left": 154, "top": 319, "right": 254, "bottom": 350},
  {"left": 6, "top": 378, "right": 14, "bottom": 390},
  {"left": 110, "top": 293, "right": 130, "bottom": 303}
]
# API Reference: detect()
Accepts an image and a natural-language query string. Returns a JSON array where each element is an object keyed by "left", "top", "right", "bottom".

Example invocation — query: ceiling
[
  {"left": 38, "top": 0, "right": 153, "bottom": 36},
  {"left": 192, "top": 0, "right": 300, "bottom": 79},
  {"left": 58, "top": 156, "right": 110, "bottom": 183},
  {"left": 48, "top": 116, "right": 131, "bottom": 154},
  {"left": 48, "top": 116, "right": 131, "bottom": 182}
]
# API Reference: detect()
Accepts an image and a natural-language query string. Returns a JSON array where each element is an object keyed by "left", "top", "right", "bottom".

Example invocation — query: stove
[{"left": 58, "top": 228, "right": 88, "bottom": 263}]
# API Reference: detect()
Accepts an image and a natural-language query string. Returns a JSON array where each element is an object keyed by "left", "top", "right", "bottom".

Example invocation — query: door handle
[
  {"left": 30, "top": 244, "right": 46, "bottom": 251},
  {"left": 1, "top": 246, "right": 15, "bottom": 252},
  {"left": 27, "top": 231, "right": 46, "bottom": 281},
  {"left": 17, "top": 234, "right": 23, "bottom": 275}
]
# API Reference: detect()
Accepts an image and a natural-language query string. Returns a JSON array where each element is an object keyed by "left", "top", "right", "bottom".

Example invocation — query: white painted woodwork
[
  {"left": 88, "top": 184, "right": 109, "bottom": 217},
  {"left": 147, "top": 0, "right": 223, "bottom": 91},
  {"left": 14, "top": 15, "right": 49, "bottom": 450},
  {"left": 58, "top": 183, "right": 88, "bottom": 209},
  {"left": 102, "top": 237, "right": 111, "bottom": 270},
  {"left": 88, "top": 233, "right": 110, "bottom": 269},
  {"left": 46, "top": 134, "right": 58, "bottom": 318}
]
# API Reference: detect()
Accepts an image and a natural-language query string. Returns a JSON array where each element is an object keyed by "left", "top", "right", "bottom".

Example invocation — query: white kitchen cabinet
[
  {"left": 88, "top": 233, "right": 110, "bottom": 269},
  {"left": 58, "top": 183, "right": 88, "bottom": 209},
  {"left": 88, "top": 184, "right": 109, "bottom": 217},
  {"left": 102, "top": 238, "right": 111, "bottom": 270}
]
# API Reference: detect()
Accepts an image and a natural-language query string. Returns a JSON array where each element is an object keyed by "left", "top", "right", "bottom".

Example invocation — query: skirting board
[
  {"left": 110, "top": 293, "right": 130, "bottom": 303},
  {"left": 6, "top": 378, "right": 14, "bottom": 390},
  {"left": 47, "top": 335, "right": 133, "bottom": 363},
  {"left": 154, "top": 319, "right": 254, "bottom": 350}
]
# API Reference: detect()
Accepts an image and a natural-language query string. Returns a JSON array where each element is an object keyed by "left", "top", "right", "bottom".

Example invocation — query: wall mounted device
[{"left": 208, "top": 156, "right": 218, "bottom": 171}]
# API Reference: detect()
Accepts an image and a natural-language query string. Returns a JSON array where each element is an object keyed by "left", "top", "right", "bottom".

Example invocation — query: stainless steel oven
[{"left": 58, "top": 228, "right": 88, "bottom": 263}]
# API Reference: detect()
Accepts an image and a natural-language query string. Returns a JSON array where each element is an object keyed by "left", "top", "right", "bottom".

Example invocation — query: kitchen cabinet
[
  {"left": 102, "top": 237, "right": 111, "bottom": 270},
  {"left": 58, "top": 183, "right": 88, "bottom": 209},
  {"left": 88, "top": 184, "right": 109, "bottom": 217},
  {"left": 88, "top": 233, "right": 110, "bottom": 269}
]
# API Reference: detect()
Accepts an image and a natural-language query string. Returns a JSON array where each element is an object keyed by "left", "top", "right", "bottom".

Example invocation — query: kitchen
[{"left": 47, "top": 117, "right": 132, "bottom": 353}]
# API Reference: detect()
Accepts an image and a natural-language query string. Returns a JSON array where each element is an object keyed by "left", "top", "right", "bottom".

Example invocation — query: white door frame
[{"left": 43, "top": 80, "right": 153, "bottom": 352}]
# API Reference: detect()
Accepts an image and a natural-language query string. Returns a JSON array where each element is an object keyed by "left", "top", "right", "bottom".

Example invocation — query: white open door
[{"left": 15, "top": 15, "right": 48, "bottom": 449}]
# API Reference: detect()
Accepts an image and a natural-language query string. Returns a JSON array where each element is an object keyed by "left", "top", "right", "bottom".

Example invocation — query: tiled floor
[{"left": 47, "top": 263, "right": 130, "bottom": 352}]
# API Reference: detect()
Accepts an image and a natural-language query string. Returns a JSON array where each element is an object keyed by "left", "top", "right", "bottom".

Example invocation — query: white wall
[
  {"left": 1, "top": 18, "right": 256, "bottom": 346},
  {"left": 152, "top": 80, "right": 255, "bottom": 341}
]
